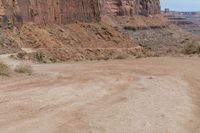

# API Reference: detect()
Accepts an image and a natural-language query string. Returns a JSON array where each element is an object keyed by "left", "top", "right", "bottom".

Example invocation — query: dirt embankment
[
  {"left": 1, "top": 22, "right": 147, "bottom": 62},
  {"left": 0, "top": 14, "right": 196, "bottom": 62}
]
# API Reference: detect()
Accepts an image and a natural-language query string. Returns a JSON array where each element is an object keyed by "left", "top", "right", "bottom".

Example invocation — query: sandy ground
[{"left": 0, "top": 57, "right": 200, "bottom": 133}]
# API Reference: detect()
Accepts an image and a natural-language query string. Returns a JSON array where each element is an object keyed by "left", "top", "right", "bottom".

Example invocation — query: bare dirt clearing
[{"left": 0, "top": 57, "right": 200, "bottom": 133}]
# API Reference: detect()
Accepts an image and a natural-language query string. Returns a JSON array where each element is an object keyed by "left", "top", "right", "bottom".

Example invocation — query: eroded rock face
[
  {"left": 0, "top": 0, "right": 100, "bottom": 25},
  {"left": 0, "top": 0, "right": 160, "bottom": 26},
  {"left": 101, "top": 0, "right": 160, "bottom": 16}
]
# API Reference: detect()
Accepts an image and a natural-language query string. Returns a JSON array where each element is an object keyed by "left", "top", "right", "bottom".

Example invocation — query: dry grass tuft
[
  {"left": 114, "top": 54, "right": 128, "bottom": 60},
  {"left": 184, "top": 41, "right": 200, "bottom": 55},
  {"left": 0, "top": 62, "right": 10, "bottom": 76},
  {"left": 15, "top": 64, "right": 33, "bottom": 75}
]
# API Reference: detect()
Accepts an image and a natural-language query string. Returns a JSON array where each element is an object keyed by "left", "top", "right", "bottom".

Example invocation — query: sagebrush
[{"left": 15, "top": 64, "right": 33, "bottom": 75}]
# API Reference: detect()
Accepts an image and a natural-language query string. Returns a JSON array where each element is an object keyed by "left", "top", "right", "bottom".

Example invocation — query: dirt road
[{"left": 0, "top": 57, "right": 200, "bottom": 133}]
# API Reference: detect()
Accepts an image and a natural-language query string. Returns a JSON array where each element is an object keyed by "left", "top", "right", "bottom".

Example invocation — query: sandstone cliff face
[
  {"left": 0, "top": 0, "right": 161, "bottom": 26},
  {"left": 0, "top": 0, "right": 100, "bottom": 25},
  {"left": 101, "top": 0, "right": 160, "bottom": 16}
]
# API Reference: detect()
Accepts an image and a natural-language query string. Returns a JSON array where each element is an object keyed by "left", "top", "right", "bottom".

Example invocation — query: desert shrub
[
  {"left": 16, "top": 52, "right": 27, "bottom": 59},
  {"left": 184, "top": 41, "right": 200, "bottom": 54},
  {"left": 15, "top": 64, "right": 33, "bottom": 75},
  {"left": 114, "top": 54, "right": 128, "bottom": 60},
  {"left": 49, "top": 57, "right": 57, "bottom": 63},
  {"left": 0, "top": 62, "right": 10, "bottom": 76},
  {"left": 35, "top": 52, "right": 46, "bottom": 63}
]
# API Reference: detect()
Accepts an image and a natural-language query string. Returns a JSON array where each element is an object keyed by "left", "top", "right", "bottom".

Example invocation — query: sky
[{"left": 160, "top": 0, "right": 200, "bottom": 11}]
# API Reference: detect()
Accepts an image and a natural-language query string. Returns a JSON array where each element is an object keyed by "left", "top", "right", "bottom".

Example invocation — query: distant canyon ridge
[{"left": 0, "top": 0, "right": 160, "bottom": 25}]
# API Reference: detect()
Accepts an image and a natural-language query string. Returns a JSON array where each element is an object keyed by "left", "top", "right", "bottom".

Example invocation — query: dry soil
[{"left": 0, "top": 57, "right": 200, "bottom": 133}]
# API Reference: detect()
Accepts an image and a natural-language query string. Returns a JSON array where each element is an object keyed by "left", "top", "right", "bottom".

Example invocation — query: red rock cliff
[
  {"left": 0, "top": 0, "right": 161, "bottom": 26},
  {"left": 0, "top": 0, "right": 100, "bottom": 24},
  {"left": 101, "top": 0, "right": 160, "bottom": 16}
]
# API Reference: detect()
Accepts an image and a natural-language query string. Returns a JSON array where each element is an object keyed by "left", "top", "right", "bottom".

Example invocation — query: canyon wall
[
  {"left": 0, "top": 0, "right": 161, "bottom": 25},
  {"left": 0, "top": 0, "right": 100, "bottom": 25},
  {"left": 101, "top": 0, "right": 160, "bottom": 16}
]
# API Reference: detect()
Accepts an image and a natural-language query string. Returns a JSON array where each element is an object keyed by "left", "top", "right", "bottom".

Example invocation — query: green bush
[
  {"left": 15, "top": 64, "right": 33, "bottom": 75},
  {"left": 0, "top": 62, "right": 10, "bottom": 76},
  {"left": 184, "top": 41, "right": 200, "bottom": 54}
]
